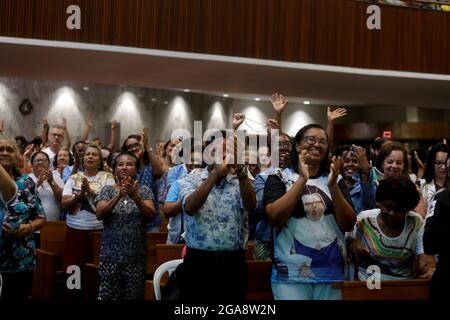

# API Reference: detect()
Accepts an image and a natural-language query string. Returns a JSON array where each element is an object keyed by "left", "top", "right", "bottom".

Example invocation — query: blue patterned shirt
[
  {"left": 137, "top": 164, "right": 160, "bottom": 229},
  {"left": 95, "top": 185, "right": 154, "bottom": 264},
  {"left": 180, "top": 168, "right": 248, "bottom": 251},
  {"left": 1, "top": 175, "right": 46, "bottom": 273}
]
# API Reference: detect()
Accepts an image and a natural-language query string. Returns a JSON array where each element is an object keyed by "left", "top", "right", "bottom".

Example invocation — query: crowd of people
[
  {"left": 0, "top": 93, "right": 449, "bottom": 301},
  {"left": 364, "top": 0, "right": 450, "bottom": 11}
]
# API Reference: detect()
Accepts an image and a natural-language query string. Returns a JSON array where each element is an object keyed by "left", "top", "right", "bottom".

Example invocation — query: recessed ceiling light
[
  {"left": 303, "top": 101, "right": 310, "bottom": 105},
  {"left": 83, "top": 86, "right": 89, "bottom": 91},
  {"left": 222, "top": 94, "right": 229, "bottom": 98},
  {"left": 183, "top": 89, "right": 190, "bottom": 92},
  {"left": 151, "top": 98, "right": 157, "bottom": 102},
  {"left": 254, "top": 97, "right": 261, "bottom": 101}
]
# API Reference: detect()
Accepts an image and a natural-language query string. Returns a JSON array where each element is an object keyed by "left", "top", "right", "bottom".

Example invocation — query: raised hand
[
  {"left": 298, "top": 150, "right": 309, "bottom": 181},
  {"left": 327, "top": 107, "right": 347, "bottom": 122},
  {"left": 232, "top": 113, "right": 245, "bottom": 131},
  {"left": 86, "top": 114, "right": 93, "bottom": 128},
  {"left": 0, "top": 119, "right": 4, "bottom": 133},
  {"left": 116, "top": 178, "right": 128, "bottom": 199},
  {"left": 44, "top": 170, "right": 54, "bottom": 185},
  {"left": 352, "top": 145, "right": 370, "bottom": 173},
  {"left": 23, "top": 144, "right": 35, "bottom": 161},
  {"left": 81, "top": 177, "right": 93, "bottom": 196},
  {"left": 42, "top": 117, "right": 49, "bottom": 127},
  {"left": 141, "top": 126, "right": 150, "bottom": 149},
  {"left": 271, "top": 93, "right": 288, "bottom": 114},
  {"left": 62, "top": 117, "right": 67, "bottom": 130},
  {"left": 266, "top": 118, "right": 280, "bottom": 131},
  {"left": 328, "top": 156, "right": 341, "bottom": 186},
  {"left": 36, "top": 171, "right": 47, "bottom": 188},
  {"left": 111, "top": 120, "right": 118, "bottom": 130}
]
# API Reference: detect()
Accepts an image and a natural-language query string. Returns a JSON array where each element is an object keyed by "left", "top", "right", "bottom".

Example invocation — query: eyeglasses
[
  {"left": 0, "top": 146, "right": 15, "bottom": 153},
  {"left": 302, "top": 136, "right": 328, "bottom": 147},
  {"left": 33, "top": 158, "right": 48, "bottom": 164},
  {"left": 434, "top": 160, "right": 447, "bottom": 167},
  {"left": 126, "top": 143, "right": 141, "bottom": 151},
  {"left": 50, "top": 133, "right": 64, "bottom": 138},
  {"left": 273, "top": 142, "right": 292, "bottom": 149}
]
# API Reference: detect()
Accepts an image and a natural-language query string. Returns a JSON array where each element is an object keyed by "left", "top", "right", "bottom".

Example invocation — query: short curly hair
[{"left": 376, "top": 176, "right": 420, "bottom": 212}]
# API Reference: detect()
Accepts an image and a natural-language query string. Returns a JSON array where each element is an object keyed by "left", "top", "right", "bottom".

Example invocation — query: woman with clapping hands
[{"left": 95, "top": 152, "right": 156, "bottom": 300}]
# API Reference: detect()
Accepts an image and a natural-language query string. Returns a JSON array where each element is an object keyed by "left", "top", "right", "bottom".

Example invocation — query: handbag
[{"left": 161, "top": 263, "right": 183, "bottom": 300}]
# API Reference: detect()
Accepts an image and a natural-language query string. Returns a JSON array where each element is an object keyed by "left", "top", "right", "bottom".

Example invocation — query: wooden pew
[
  {"left": 91, "top": 231, "right": 169, "bottom": 275},
  {"left": 155, "top": 244, "right": 184, "bottom": 266},
  {"left": 331, "top": 279, "right": 430, "bottom": 300},
  {"left": 32, "top": 221, "right": 67, "bottom": 300},
  {"left": 39, "top": 221, "right": 67, "bottom": 258},
  {"left": 246, "top": 260, "right": 273, "bottom": 300},
  {"left": 92, "top": 231, "right": 102, "bottom": 266},
  {"left": 159, "top": 220, "right": 169, "bottom": 233},
  {"left": 245, "top": 242, "right": 254, "bottom": 260},
  {"left": 146, "top": 232, "right": 169, "bottom": 274}
]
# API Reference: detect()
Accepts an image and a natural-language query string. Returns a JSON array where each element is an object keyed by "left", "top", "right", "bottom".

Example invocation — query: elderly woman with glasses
[
  {"left": 29, "top": 151, "right": 64, "bottom": 222},
  {"left": 121, "top": 130, "right": 163, "bottom": 232},
  {"left": 0, "top": 134, "right": 46, "bottom": 300},
  {"left": 263, "top": 124, "right": 356, "bottom": 300}
]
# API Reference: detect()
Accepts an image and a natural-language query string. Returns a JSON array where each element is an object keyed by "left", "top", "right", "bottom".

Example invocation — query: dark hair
[
  {"left": 53, "top": 147, "right": 74, "bottom": 168},
  {"left": 30, "top": 137, "right": 42, "bottom": 147},
  {"left": 122, "top": 134, "right": 150, "bottom": 165},
  {"left": 84, "top": 143, "right": 104, "bottom": 171},
  {"left": 423, "top": 143, "right": 449, "bottom": 184},
  {"left": 72, "top": 140, "right": 86, "bottom": 156},
  {"left": 333, "top": 144, "right": 352, "bottom": 158},
  {"left": 112, "top": 151, "right": 140, "bottom": 174},
  {"left": 375, "top": 141, "right": 409, "bottom": 175},
  {"left": 372, "top": 136, "right": 391, "bottom": 151},
  {"left": 290, "top": 124, "right": 329, "bottom": 176},
  {"left": 376, "top": 176, "right": 420, "bottom": 212},
  {"left": 30, "top": 151, "right": 50, "bottom": 165}
]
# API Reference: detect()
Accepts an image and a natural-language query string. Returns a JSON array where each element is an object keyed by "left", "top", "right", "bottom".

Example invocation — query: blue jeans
[{"left": 271, "top": 282, "right": 342, "bottom": 300}]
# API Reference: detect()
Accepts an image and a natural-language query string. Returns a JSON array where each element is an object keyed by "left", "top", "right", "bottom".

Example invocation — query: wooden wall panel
[
  {"left": 0, "top": 0, "right": 449, "bottom": 74},
  {"left": 334, "top": 122, "right": 450, "bottom": 140}
]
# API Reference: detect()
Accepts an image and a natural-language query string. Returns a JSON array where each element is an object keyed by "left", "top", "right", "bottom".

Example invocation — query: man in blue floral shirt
[{"left": 178, "top": 135, "right": 256, "bottom": 301}]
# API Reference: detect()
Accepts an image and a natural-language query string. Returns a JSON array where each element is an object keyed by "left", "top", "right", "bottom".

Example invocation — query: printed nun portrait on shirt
[{"left": 301, "top": 192, "right": 327, "bottom": 221}]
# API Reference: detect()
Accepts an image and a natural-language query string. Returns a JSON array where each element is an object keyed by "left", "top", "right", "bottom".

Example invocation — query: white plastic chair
[{"left": 153, "top": 259, "right": 183, "bottom": 300}]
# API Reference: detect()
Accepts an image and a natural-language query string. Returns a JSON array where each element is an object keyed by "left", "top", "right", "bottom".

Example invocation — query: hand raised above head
[
  {"left": 327, "top": 107, "right": 347, "bottom": 122},
  {"left": 232, "top": 113, "right": 245, "bottom": 131},
  {"left": 266, "top": 118, "right": 280, "bottom": 131},
  {"left": 271, "top": 93, "right": 288, "bottom": 114}
]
